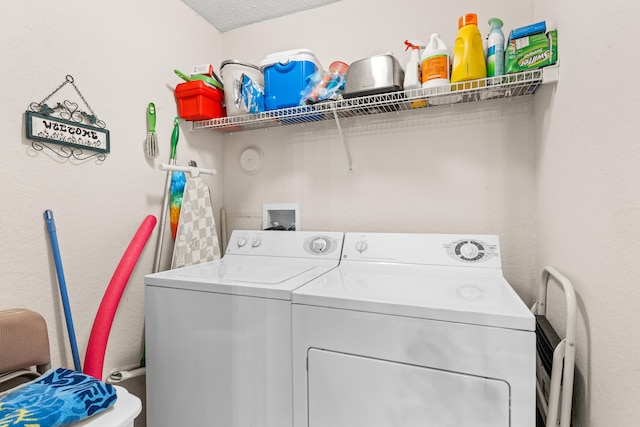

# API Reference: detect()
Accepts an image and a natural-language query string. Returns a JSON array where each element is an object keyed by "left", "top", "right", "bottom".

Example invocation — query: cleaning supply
[
  {"left": 169, "top": 170, "right": 186, "bottom": 240},
  {"left": 240, "top": 73, "right": 265, "bottom": 113},
  {"left": 220, "top": 60, "right": 263, "bottom": 116},
  {"left": 508, "top": 21, "right": 547, "bottom": 43},
  {"left": 260, "top": 48, "right": 322, "bottom": 110},
  {"left": 421, "top": 33, "right": 450, "bottom": 89},
  {"left": 44, "top": 210, "right": 82, "bottom": 372},
  {"left": 174, "top": 80, "right": 224, "bottom": 121},
  {"left": 420, "top": 33, "right": 459, "bottom": 105},
  {"left": 152, "top": 117, "right": 180, "bottom": 273},
  {"left": 174, "top": 69, "right": 223, "bottom": 90},
  {"left": 301, "top": 61, "right": 348, "bottom": 105},
  {"left": 191, "top": 63, "right": 223, "bottom": 88},
  {"left": 451, "top": 13, "right": 487, "bottom": 90},
  {"left": 486, "top": 18, "right": 505, "bottom": 78},
  {"left": 145, "top": 102, "right": 158, "bottom": 159},
  {"left": 505, "top": 29, "right": 558, "bottom": 74},
  {"left": 403, "top": 40, "right": 425, "bottom": 90}
]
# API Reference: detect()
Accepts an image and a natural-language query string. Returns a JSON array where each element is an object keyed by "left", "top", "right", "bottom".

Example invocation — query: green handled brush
[{"left": 146, "top": 102, "right": 158, "bottom": 158}]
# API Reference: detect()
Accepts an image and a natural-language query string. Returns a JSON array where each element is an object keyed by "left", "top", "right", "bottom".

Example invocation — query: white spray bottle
[{"left": 403, "top": 40, "right": 425, "bottom": 90}]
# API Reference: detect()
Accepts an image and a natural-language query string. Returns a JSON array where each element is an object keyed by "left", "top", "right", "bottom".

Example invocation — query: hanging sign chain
[
  {"left": 26, "top": 74, "right": 110, "bottom": 160},
  {"left": 30, "top": 75, "right": 105, "bottom": 128}
]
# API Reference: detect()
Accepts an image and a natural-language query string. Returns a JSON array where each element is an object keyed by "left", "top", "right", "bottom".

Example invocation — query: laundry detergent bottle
[
  {"left": 421, "top": 33, "right": 450, "bottom": 89},
  {"left": 451, "top": 13, "right": 487, "bottom": 90}
]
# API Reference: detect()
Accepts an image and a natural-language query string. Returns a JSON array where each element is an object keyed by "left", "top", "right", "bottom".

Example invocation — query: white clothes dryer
[
  {"left": 292, "top": 232, "right": 536, "bottom": 427},
  {"left": 145, "top": 230, "right": 344, "bottom": 427}
]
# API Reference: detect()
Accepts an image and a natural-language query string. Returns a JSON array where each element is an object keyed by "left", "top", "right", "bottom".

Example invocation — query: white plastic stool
[
  {"left": 75, "top": 385, "right": 141, "bottom": 427},
  {"left": 0, "top": 309, "right": 142, "bottom": 426}
]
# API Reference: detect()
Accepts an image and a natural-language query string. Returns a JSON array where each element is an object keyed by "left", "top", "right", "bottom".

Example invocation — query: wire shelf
[{"left": 192, "top": 67, "right": 557, "bottom": 133}]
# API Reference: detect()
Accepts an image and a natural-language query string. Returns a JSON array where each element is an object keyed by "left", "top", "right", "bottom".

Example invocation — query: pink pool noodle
[{"left": 83, "top": 215, "right": 157, "bottom": 379}]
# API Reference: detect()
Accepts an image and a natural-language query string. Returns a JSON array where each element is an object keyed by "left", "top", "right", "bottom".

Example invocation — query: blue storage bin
[{"left": 260, "top": 49, "right": 322, "bottom": 110}]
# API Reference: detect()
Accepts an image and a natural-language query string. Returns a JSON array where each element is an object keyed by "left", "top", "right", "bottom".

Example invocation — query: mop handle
[
  {"left": 44, "top": 210, "right": 82, "bottom": 372},
  {"left": 152, "top": 160, "right": 174, "bottom": 273}
]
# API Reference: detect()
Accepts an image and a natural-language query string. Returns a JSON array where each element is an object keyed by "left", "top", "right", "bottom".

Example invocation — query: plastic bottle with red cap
[{"left": 451, "top": 13, "right": 487, "bottom": 89}]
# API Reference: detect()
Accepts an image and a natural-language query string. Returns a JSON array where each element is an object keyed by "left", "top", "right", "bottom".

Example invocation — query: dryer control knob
[
  {"left": 311, "top": 238, "right": 329, "bottom": 253},
  {"left": 355, "top": 240, "right": 368, "bottom": 253},
  {"left": 251, "top": 238, "right": 262, "bottom": 248},
  {"left": 237, "top": 237, "right": 247, "bottom": 248}
]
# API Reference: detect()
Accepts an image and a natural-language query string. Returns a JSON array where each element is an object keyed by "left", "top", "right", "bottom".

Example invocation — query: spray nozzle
[
  {"left": 488, "top": 17, "right": 504, "bottom": 29},
  {"left": 404, "top": 40, "right": 425, "bottom": 51}
]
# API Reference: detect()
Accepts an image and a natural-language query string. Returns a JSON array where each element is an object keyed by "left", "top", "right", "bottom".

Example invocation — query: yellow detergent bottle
[{"left": 451, "top": 13, "right": 487, "bottom": 90}]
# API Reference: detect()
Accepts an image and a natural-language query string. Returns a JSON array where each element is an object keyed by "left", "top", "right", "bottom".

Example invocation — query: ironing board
[
  {"left": 531, "top": 266, "right": 576, "bottom": 427},
  {"left": 171, "top": 171, "right": 221, "bottom": 269}
]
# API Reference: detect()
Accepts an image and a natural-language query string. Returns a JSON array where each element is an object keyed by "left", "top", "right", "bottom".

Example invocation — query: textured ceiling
[{"left": 180, "top": 0, "right": 341, "bottom": 32}]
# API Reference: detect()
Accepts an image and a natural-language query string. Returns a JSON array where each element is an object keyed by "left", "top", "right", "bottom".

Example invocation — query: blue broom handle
[{"left": 44, "top": 210, "right": 82, "bottom": 372}]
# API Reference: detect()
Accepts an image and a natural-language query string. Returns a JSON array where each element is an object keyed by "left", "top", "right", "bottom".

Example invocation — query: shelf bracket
[
  {"left": 332, "top": 108, "right": 352, "bottom": 172},
  {"left": 542, "top": 64, "right": 560, "bottom": 84}
]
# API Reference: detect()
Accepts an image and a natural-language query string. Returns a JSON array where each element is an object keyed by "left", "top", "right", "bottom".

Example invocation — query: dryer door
[{"left": 307, "top": 348, "right": 510, "bottom": 427}]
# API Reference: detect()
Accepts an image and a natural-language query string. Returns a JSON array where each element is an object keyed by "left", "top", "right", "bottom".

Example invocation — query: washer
[
  {"left": 292, "top": 232, "right": 536, "bottom": 427},
  {"left": 145, "top": 230, "right": 344, "bottom": 427}
]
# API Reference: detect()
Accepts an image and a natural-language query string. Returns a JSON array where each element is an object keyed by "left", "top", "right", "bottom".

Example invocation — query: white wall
[
  {"left": 0, "top": 0, "right": 223, "bottom": 390},
  {"left": 3, "top": 0, "right": 637, "bottom": 426},
  {"left": 533, "top": 1, "right": 640, "bottom": 426},
  {"left": 221, "top": 0, "right": 539, "bottom": 303},
  {"left": 221, "top": 0, "right": 640, "bottom": 424}
]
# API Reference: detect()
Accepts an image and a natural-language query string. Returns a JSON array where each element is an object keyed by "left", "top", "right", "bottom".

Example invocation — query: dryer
[
  {"left": 145, "top": 230, "right": 344, "bottom": 427},
  {"left": 292, "top": 232, "right": 536, "bottom": 427}
]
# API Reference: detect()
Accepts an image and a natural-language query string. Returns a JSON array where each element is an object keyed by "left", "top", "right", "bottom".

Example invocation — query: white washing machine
[
  {"left": 292, "top": 232, "right": 536, "bottom": 427},
  {"left": 145, "top": 230, "right": 344, "bottom": 427}
]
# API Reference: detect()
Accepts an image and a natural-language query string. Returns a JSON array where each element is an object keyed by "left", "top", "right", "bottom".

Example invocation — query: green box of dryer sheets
[{"left": 505, "top": 30, "right": 557, "bottom": 73}]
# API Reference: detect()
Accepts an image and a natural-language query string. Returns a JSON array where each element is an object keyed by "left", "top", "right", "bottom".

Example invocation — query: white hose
[{"left": 107, "top": 365, "right": 146, "bottom": 384}]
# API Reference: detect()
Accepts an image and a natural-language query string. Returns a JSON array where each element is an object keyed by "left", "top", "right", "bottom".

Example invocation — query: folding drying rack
[{"left": 531, "top": 266, "right": 576, "bottom": 427}]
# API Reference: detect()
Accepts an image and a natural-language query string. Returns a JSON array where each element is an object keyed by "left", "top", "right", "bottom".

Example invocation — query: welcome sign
[{"left": 26, "top": 111, "right": 110, "bottom": 154}]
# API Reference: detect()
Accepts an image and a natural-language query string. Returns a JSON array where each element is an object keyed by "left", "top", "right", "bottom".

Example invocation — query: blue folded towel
[{"left": 0, "top": 367, "right": 116, "bottom": 426}]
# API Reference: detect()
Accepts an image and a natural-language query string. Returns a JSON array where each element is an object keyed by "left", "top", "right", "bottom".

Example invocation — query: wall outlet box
[{"left": 263, "top": 203, "right": 300, "bottom": 230}]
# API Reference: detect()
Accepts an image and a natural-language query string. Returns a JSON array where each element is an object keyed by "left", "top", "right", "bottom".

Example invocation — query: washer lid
[
  {"left": 178, "top": 257, "right": 315, "bottom": 284},
  {"left": 292, "top": 263, "right": 534, "bottom": 331},
  {"left": 145, "top": 256, "right": 340, "bottom": 300}
]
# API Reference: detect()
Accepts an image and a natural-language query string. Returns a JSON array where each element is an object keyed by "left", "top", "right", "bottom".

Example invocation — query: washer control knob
[
  {"left": 237, "top": 237, "right": 247, "bottom": 248},
  {"left": 311, "top": 238, "right": 328, "bottom": 253},
  {"left": 355, "top": 240, "right": 368, "bottom": 253},
  {"left": 460, "top": 241, "right": 479, "bottom": 259},
  {"left": 251, "top": 238, "right": 262, "bottom": 248}
]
